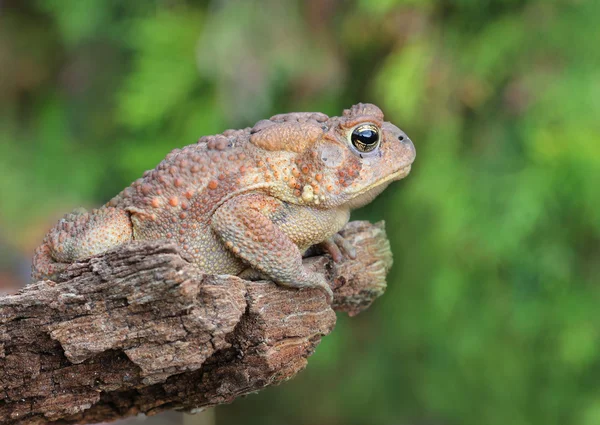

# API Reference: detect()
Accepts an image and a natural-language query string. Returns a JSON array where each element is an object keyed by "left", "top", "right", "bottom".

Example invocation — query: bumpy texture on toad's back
[{"left": 32, "top": 103, "right": 415, "bottom": 301}]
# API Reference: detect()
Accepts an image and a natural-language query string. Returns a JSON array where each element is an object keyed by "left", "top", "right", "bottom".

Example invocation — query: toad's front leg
[{"left": 211, "top": 193, "right": 335, "bottom": 302}]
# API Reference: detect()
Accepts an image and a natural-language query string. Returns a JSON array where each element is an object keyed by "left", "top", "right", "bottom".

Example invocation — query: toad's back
[{"left": 106, "top": 129, "right": 267, "bottom": 274}]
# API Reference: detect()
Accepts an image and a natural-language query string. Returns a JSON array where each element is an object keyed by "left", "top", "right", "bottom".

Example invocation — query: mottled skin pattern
[{"left": 32, "top": 103, "right": 416, "bottom": 301}]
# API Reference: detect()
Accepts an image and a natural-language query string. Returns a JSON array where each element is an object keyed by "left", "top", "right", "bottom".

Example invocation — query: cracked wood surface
[{"left": 0, "top": 221, "right": 392, "bottom": 425}]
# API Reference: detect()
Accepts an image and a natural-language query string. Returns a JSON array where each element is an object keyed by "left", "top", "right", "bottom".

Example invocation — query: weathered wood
[{"left": 0, "top": 221, "right": 392, "bottom": 425}]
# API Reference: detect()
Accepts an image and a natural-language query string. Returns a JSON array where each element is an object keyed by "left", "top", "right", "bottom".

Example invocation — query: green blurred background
[{"left": 1, "top": 0, "right": 600, "bottom": 424}]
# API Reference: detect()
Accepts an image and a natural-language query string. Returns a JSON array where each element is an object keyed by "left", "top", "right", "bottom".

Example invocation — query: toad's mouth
[
  {"left": 355, "top": 163, "right": 412, "bottom": 195},
  {"left": 344, "top": 164, "right": 412, "bottom": 208},
  {"left": 387, "top": 163, "right": 412, "bottom": 182}
]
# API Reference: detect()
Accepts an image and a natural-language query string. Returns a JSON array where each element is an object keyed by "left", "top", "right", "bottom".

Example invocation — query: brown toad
[{"left": 32, "top": 103, "right": 415, "bottom": 301}]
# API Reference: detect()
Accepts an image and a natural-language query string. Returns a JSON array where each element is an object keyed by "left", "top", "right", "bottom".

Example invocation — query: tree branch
[{"left": 0, "top": 221, "right": 392, "bottom": 425}]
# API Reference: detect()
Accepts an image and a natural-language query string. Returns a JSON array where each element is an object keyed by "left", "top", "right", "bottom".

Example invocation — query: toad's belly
[{"left": 132, "top": 215, "right": 245, "bottom": 275}]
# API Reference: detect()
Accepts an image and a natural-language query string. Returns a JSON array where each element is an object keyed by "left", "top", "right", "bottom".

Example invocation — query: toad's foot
[{"left": 319, "top": 233, "right": 357, "bottom": 263}]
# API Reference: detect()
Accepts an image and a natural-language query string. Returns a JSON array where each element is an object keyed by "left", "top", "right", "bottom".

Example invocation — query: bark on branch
[{"left": 0, "top": 221, "right": 392, "bottom": 425}]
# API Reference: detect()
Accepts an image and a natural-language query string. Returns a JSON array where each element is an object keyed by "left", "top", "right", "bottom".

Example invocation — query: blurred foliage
[{"left": 1, "top": 0, "right": 599, "bottom": 424}]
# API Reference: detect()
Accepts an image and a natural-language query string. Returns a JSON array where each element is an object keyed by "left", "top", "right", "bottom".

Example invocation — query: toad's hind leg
[{"left": 32, "top": 207, "right": 133, "bottom": 281}]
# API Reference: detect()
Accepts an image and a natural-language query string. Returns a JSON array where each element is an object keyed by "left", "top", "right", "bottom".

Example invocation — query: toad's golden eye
[{"left": 350, "top": 124, "right": 380, "bottom": 153}]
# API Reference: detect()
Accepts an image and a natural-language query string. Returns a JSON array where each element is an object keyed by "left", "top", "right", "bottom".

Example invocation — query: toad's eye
[{"left": 350, "top": 124, "right": 380, "bottom": 153}]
